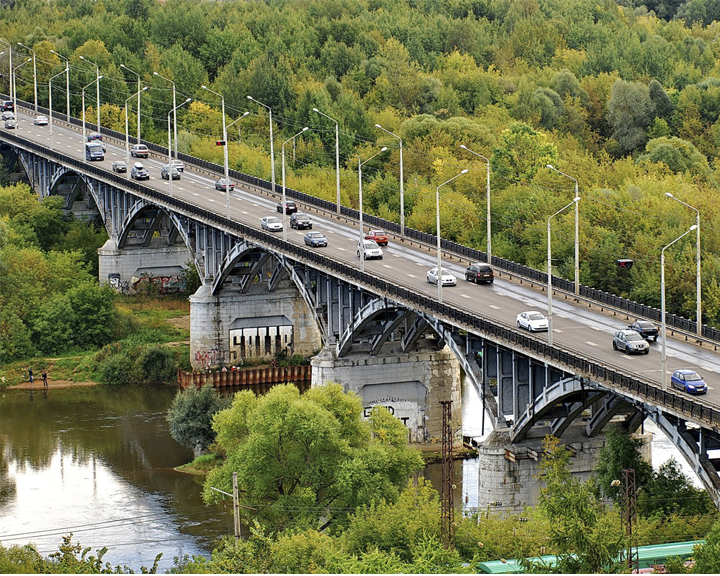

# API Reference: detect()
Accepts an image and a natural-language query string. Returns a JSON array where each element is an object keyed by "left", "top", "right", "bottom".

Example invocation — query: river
[{"left": 0, "top": 382, "right": 695, "bottom": 572}]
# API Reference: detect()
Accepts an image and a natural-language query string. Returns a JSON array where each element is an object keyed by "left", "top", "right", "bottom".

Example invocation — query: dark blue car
[
  {"left": 670, "top": 369, "right": 707, "bottom": 394},
  {"left": 304, "top": 231, "right": 327, "bottom": 247}
]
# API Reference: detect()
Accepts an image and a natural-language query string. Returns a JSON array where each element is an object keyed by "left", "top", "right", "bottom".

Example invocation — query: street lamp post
[
  {"left": 436, "top": 169, "right": 469, "bottom": 303},
  {"left": 79, "top": 56, "right": 101, "bottom": 134},
  {"left": 665, "top": 193, "right": 702, "bottom": 337},
  {"left": 12, "top": 58, "right": 31, "bottom": 118},
  {"left": 48, "top": 69, "right": 66, "bottom": 146},
  {"left": 168, "top": 98, "right": 192, "bottom": 198},
  {"left": 375, "top": 124, "right": 405, "bottom": 236},
  {"left": 82, "top": 76, "right": 102, "bottom": 144},
  {"left": 546, "top": 165, "right": 580, "bottom": 295},
  {"left": 247, "top": 96, "right": 275, "bottom": 193},
  {"left": 203, "top": 86, "right": 230, "bottom": 217},
  {"left": 50, "top": 50, "right": 70, "bottom": 122},
  {"left": 154, "top": 72, "right": 178, "bottom": 158},
  {"left": 358, "top": 147, "right": 388, "bottom": 273},
  {"left": 125, "top": 86, "right": 148, "bottom": 163},
  {"left": 460, "top": 144, "right": 492, "bottom": 262},
  {"left": 661, "top": 225, "right": 697, "bottom": 389},
  {"left": 547, "top": 197, "right": 581, "bottom": 346},
  {"left": 227, "top": 111, "right": 250, "bottom": 141},
  {"left": 282, "top": 127, "right": 309, "bottom": 241},
  {"left": 313, "top": 107, "right": 341, "bottom": 214},
  {"left": 17, "top": 43, "right": 36, "bottom": 111},
  {"left": 0, "top": 40, "right": 12, "bottom": 99},
  {"left": 121, "top": 64, "right": 141, "bottom": 143}
]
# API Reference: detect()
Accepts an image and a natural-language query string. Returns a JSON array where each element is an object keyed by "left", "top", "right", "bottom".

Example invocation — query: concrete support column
[
  {"left": 311, "top": 342, "right": 462, "bottom": 445},
  {"left": 98, "top": 238, "right": 190, "bottom": 286}
]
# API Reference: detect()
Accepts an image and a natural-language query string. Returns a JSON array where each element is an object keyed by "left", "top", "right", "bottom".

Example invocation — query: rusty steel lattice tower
[
  {"left": 440, "top": 400, "right": 454, "bottom": 548},
  {"left": 621, "top": 468, "right": 639, "bottom": 571}
]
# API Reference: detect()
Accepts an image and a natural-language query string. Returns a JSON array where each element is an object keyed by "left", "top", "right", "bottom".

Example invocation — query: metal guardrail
[
  {"left": 4, "top": 98, "right": 716, "bottom": 342},
  {"left": 4, "top": 129, "right": 719, "bottom": 428}
]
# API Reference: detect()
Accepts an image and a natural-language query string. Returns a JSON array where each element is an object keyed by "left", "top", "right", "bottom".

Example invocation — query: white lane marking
[
  {"left": 592, "top": 326, "right": 603, "bottom": 331},
  {"left": 407, "top": 274, "right": 416, "bottom": 278},
  {"left": 461, "top": 294, "right": 471, "bottom": 299},
  {"left": 553, "top": 328, "right": 563, "bottom": 333},
  {"left": 241, "top": 211, "right": 249, "bottom": 214},
  {"left": 382, "top": 264, "right": 392, "bottom": 268},
  {"left": 488, "top": 304, "right": 500, "bottom": 310},
  {"left": 586, "top": 341, "right": 598, "bottom": 347},
  {"left": 337, "top": 247, "right": 346, "bottom": 252}
]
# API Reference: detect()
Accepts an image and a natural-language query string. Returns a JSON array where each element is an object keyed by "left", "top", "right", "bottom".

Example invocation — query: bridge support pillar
[
  {"left": 98, "top": 238, "right": 191, "bottom": 289},
  {"left": 311, "top": 343, "right": 462, "bottom": 445},
  {"left": 189, "top": 283, "right": 322, "bottom": 370},
  {"left": 476, "top": 423, "right": 651, "bottom": 514}
]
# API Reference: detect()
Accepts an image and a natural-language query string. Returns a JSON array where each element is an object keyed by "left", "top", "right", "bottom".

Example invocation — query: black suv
[
  {"left": 1, "top": 100, "right": 13, "bottom": 112},
  {"left": 290, "top": 212, "right": 313, "bottom": 229},
  {"left": 465, "top": 263, "right": 494, "bottom": 284},
  {"left": 277, "top": 200, "right": 298, "bottom": 214},
  {"left": 627, "top": 320, "right": 659, "bottom": 342}
]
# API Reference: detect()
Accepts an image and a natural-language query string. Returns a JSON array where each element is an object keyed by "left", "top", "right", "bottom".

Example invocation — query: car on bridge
[
  {"left": 628, "top": 320, "right": 659, "bottom": 342},
  {"left": 261, "top": 216, "right": 283, "bottom": 232},
  {"left": 171, "top": 159, "right": 185, "bottom": 172},
  {"left": 364, "top": 229, "right": 389, "bottom": 246},
  {"left": 160, "top": 163, "right": 181, "bottom": 180},
  {"left": 465, "top": 263, "right": 494, "bottom": 284},
  {"left": 130, "top": 144, "right": 149, "bottom": 158},
  {"left": 277, "top": 200, "right": 298, "bottom": 214},
  {"left": 34, "top": 115, "right": 48, "bottom": 126},
  {"left": 290, "top": 212, "right": 313, "bottom": 229},
  {"left": 4, "top": 118, "right": 16, "bottom": 129},
  {"left": 215, "top": 178, "right": 234, "bottom": 191},
  {"left": 130, "top": 162, "right": 149, "bottom": 180},
  {"left": 516, "top": 311, "right": 548, "bottom": 332},
  {"left": 612, "top": 329, "right": 649, "bottom": 354},
  {"left": 1, "top": 100, "right": 13, "bottom": 112},
  {"left": 357, "top": 239, "right": 383, "bottom": 260},
  {"left": 111, "top": 160, "right": 127, "bottom": 173},
  {"left": 671, "top": 369, "right": 708, "bottom": 394},
  {"left": 304, "top": 231, "right": 327, "bottom": 247},
  {"left": 427, "top": 268, "right": 457, "bottom": 286},
  {"left": 1, "top": 111, "right": 13, "bottom": 121}
]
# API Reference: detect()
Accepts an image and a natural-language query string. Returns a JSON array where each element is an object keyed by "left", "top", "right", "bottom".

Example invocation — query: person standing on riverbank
[
  {"left": 42, "top": 370, "right": 48, "bottom": 387},
  {"left": 28, "top": 367, "right": 33, "bottom": 383}
]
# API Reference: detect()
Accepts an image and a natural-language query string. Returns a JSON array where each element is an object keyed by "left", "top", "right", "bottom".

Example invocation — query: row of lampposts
[{"left": 1, "top": 44, "right": 705, "bottom": 384}]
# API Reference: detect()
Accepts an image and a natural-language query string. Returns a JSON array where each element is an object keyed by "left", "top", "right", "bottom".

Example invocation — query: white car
[
  {"left": 426, "top": 268, "right": 457, "bottom": 286},
  {"left": 34, "top": 115, "right": 48, "bottom": 126},
  {"left": 517, "top": 311, "right": 549, "bottom": 332},
  {"left": 1, "top": 111, "right": 14, "bottom": 121},
  {"left": 357, "top": 239, "right": 383, "bottom": 260},
  {"left": 261, "top": 216, "right": 283, "bottom": 232}
]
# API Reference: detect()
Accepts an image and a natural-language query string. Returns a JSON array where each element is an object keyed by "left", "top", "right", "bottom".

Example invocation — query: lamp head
[
  {"left": 302, "top": 127, "right": 308, "bottom": 132},
  {"left": 141, "top": 86, "right": 148, "bottom": 92},
  {"left": 242, "top": 111, "right": 250, "bottom": 117},
  {"left": 460, "top": 144, "right": 467, "bottom": 150},
  {"left": 375, "top": 123, "right": 382, "bottom": 128},
  {"left": 460, "top": 169, "right": 469, "bottom": 174},
  {"left": 665, "top": 192, "right": 674, "bottom": 198},
  {"left": 98, "top": 75, "right": 103, "bottom": 80},
  {"left": 573, "top": 196, "right": 580, "bottom": 202},
  {"left": 201, "top": 85, "right": 207, "bottom": 89},
  {"left": 121, "top": 63, "right": 127, "bottom": 69},
  {"left": 690, "top": 224, "right": 698, "bottom": 231},
  {"left": 380, "top": 146, "right": 388, "bottom": 152},
  {"left": 185, "top": 98, "right": 192, "bottom": 103},
  {"left": 546, "top": 164, "right": 555, "bottom": 169},
  {"left": 312, "top": 107, "right": 319, "bottom": 112},
  {"left": 246, "top": 95, "right": 252, "bottom": 100}
]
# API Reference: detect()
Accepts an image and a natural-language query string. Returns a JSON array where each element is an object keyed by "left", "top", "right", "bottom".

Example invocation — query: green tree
[
  {"left": 639, "top": 136, "right": 711, "bottom": 178},
  {"left": 167, "top": 384, "right": 230, "bottom": 456},
  {"left": 692, "top": 519, "right": 720, "bottom": 573},
  {"left": 203, "top": 383, "right": 423, "bottom": 531},
  {"left": 595, "top": 426, "right": 653, "bottom": 504},
  {"left": 491, "top": 123, "right": 558, "bottom": 188},
  {"left": 534, "top": 435, "right": 624, "bottom": 574},
  {"left": 606, "top": 79, "right": 655, "bottom": 153},
  {"left": 639, "top": 458, "right": 715, "bottom": 517}
]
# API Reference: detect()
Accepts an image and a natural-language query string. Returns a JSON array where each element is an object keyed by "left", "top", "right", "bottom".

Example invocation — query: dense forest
[{"left": 3, "top": 0, "right": 720, "bottom": 326}]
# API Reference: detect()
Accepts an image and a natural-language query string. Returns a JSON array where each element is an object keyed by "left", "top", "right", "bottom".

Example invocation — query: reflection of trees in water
[{"left": 0, "top": 436, "right": 17, "bottom": 502}]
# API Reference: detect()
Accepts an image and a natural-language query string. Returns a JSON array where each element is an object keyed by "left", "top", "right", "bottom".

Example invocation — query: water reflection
[{"left": 0, "top": 386, "right": 232, "bottom": 572}]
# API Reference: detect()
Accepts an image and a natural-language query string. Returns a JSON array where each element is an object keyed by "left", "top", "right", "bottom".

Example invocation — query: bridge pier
[
  {"left": 98, "top": 238, "right": 191, "bottom": 290},
  {"left": 311, "top": 342, "right": 462, "bottom": 445},
  {"left": 476, "top": 423, "right": 652, "bottom": 514},
  {"left": 190, "top": 283, "right": 322, "bottom": 370}
]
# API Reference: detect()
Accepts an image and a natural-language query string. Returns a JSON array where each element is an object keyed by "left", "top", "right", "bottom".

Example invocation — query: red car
[{"left": 364, "top": 229, "right": 388, "bottom": 246}]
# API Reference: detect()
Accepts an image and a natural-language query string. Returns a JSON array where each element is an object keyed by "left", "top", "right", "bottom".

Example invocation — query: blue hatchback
[
  {"left": 304, "top": 231, "right": 328, "bottom": 247},
  {"left": 670, "top": 369, "right": 708, "bottom": 394}
]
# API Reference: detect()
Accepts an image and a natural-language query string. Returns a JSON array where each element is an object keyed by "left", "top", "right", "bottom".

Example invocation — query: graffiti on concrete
[{"left": 194, "top": 348, "right": 225, "bottom": 368}]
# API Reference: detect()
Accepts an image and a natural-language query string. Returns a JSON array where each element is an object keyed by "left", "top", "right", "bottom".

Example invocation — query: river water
[{"left": 0, "top": 382, "right": 695, "bottom": 572}]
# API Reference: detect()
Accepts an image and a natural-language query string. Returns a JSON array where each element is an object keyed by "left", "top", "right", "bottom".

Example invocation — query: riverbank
[{"left": 8, "top": 379, "right": 97, "bottom": 390}]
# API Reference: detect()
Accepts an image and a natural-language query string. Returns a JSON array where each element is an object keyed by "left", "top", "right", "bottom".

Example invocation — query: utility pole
[
  {"left": 440, "top": 400, "right": 454, "bottom": 549},
  {"left": 210, "top": 472, "right": 254, "bottom": 542},
  {"left": 621, "top": 469, "right": 638, "bottom": 572}
]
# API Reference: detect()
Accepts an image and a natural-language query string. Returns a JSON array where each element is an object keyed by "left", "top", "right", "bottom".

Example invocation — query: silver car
[
  {"left": 426, "top": 268, "right": 457, "bottom": 286},
  {"left": 261, "top": 216, "right": 283, "bottom": 232},
  {"left": 516, "top": 311, "right": 549, "bottom": 332},
  {"left": 613, "top": 329, "right": 650, "bottom": 355}
]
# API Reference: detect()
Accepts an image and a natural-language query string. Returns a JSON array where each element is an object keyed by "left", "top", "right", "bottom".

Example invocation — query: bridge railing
[{"left": 5, "top": 130, "right": 720, "bottom": 427}]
